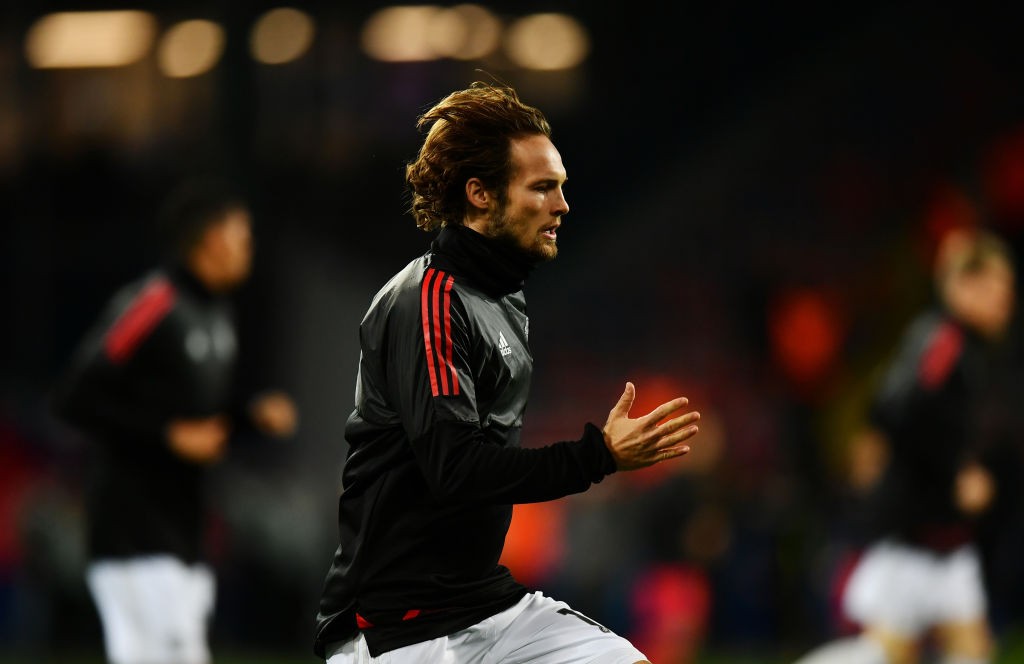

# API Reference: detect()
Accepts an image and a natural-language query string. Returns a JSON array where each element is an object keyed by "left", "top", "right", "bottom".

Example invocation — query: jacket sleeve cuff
[{"left": 582, "top": 422, "right": 618, "bottom": 479}]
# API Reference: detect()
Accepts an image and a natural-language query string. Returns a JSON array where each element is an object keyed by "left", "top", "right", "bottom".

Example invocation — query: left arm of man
[
  {"left": 399, "top": 287, "right": 697, "bottom": 504},
  {"left": 411, "top": 385, "right": 698, "bottom": 505}
]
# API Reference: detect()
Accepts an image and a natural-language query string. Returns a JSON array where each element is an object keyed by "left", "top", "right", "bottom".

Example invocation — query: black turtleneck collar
[{"left": 430, "top": 224, "right": 535, "bottom": 298}]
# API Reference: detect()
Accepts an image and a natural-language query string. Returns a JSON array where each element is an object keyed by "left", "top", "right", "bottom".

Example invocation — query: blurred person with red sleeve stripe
[
  {"left": 796, "top": 229, "right": 1015, "bottom": 664},
  {"left": 51, "top": 180, "right": 297, "bottom": 664}
]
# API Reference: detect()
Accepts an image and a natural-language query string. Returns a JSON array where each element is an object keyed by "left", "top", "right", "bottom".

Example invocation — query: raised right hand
[
  {"left": 602, "top": 382, "right": 700, "bottom": 471},
  {"left": 166, "top": 415, "right": 230, "bottom": 464}
]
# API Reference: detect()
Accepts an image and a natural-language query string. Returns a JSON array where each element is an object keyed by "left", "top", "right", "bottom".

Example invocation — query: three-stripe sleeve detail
[{"left": 420, "top": 268, "right": 459, "bottom": 396}]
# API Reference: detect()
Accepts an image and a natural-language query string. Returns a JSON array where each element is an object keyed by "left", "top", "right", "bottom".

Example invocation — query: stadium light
[
  {"left": 428, "top": 4, "right": 501, "bottom": 61},
  {"left": 25, "top": 10, "right": 157, "bottom": 69},
  {"left": 504, "top": 13, "right": 589, "bottom": 71},
  {"left": 158, "top": 20, "right": 225, "bottom": 78},
  {"left": 251, "top": 7, "right": 316, "bottom": 65},
  {"left": 361, "top": 6, "right": 440, "bottom": 62}
]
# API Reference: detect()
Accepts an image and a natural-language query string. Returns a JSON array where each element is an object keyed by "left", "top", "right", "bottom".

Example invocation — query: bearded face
[{"left": 485, "top": 134, "right": 568, "bottom": 263}]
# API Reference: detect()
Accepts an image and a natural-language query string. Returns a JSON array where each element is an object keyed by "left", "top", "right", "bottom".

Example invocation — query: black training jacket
[
  {"left": 861, "top": 308, "right": 990, "bottom": 551},
  {"left": 52, "top": 264, "right": 238, "bottom": 563},
  {"left": 314, "top": 225, "right": 617, "bottom": 657}
]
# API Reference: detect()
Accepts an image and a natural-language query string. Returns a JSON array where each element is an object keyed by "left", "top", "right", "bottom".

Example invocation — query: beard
[{"left": 489, "top": 206, "right": 558, "bottom": 263}]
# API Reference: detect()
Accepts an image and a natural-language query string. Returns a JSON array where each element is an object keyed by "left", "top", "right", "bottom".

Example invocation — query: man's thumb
[{"left": 612, "top": 381, "right": 635, "bottom": 417}]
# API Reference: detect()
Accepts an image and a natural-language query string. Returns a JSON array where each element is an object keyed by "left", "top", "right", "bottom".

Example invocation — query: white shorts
[
  {"left": 326, "top": 591, "right": 648, "bottom": 664},
  {"left": 842, "top": 539, "right": 987, "bottom": 637},
  {"left": 87, "top": 555, "right": 215, "bottom": 664}
]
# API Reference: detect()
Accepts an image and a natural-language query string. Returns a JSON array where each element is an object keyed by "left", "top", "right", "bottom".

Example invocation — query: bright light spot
[
  {"left": 25, "top": 11, "right": 157, "bottom": 69},
  {"left": 362, "top": 6, "right": 441, "bottom": 62},
  {"left": 428, "top": 4, "right": 501, "bottom": 60},
  {"left": 425, "top": 7, "right": 468, "bottom": 58},
  {"left": 504, "top": 13, "right": 589, "bottom": 71},
  {"left": 251, "top": 7, "right": 316, "bottom": 65},
  {"left": 158, "top": 20, "right": 225, "bottom": 78}
]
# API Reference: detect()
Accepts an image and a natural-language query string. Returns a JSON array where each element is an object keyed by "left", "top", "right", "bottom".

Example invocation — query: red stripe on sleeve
[
  {"left": 442, "top": 275, "right": 458, "bottom": 395},
  {"left": 421, "top": 268, "right": 441, "bottom": 397},
  {"left": 431, "top": 272, "right": 450, "bottom": 395},
  {"left": 104, "top": 278, "right": 176, "bottom": 365},
  {"left": 918, "top": 322, "right": 963, "bottom": 390}
]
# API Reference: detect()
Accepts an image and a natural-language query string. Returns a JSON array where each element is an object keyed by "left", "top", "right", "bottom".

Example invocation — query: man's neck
[{"left": 462, "top": 217, "right": 490, "bottom": 237}]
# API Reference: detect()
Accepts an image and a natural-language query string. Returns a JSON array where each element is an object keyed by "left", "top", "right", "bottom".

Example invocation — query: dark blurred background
[{"left": 3, "top": 2, "right": 1024, "bottom": 662}]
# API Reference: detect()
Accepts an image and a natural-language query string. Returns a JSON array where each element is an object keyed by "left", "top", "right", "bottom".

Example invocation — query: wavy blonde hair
[{"left": 405, "top": 82, "right": 551, "bottom": 231}]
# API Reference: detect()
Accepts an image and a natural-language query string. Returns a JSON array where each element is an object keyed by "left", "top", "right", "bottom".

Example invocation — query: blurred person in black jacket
[
  {"left": 795, "top": 229, "right": 1015, "bottom": 664},
  {"left": 52, "top": 180, "right": 297, "bottom": 664}
]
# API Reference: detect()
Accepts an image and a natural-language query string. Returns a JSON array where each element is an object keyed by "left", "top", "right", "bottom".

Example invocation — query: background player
[
  {"left": 795, "top": 228, "right": 1016, "bottom": 664},
  {"left": 52, "top": 179, "right": 298, "bottom": 664}
]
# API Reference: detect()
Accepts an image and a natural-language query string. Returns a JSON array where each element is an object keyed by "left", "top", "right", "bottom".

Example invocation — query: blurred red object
[
  {"left": 499, "top": 501, "right": 566, "bottom": 588},
  {"left": 769, "top": 288, "right": 844, "bottom": 395},
  {"left": 983, "top": 124, "right": 1024, "bottom": 228},
  {"left": 628, "top": 563, "right": 711, "bottom": 664}
]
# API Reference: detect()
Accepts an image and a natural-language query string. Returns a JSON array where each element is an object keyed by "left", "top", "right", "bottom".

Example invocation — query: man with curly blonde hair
[{"left": 314, "top": 82, "right": 702, "bottom": 663}]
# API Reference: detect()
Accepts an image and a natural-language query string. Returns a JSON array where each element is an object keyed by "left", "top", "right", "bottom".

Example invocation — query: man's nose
[{"left": 554, "top": 189, "right": 569, "bottom": 216}]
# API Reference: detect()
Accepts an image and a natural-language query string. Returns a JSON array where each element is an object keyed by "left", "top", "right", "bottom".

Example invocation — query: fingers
[
  {"left": 640, "top": 397, "right": 691, "bottom": 426},
  {"left": 655, "top": 410, "right": 701, "bottom": 435},
  {"left": 609, "top": 381, "right": 636, "bottom": 418},
  {"left": 646, "top": 439, "right": 695, "bottom": 466},
  {"left": 647, "top": 416, "right": 700, "bottom": 457},
  {"left": 659, "top": 444, "right": 692, "bottom": 460},
  {"left": 657, "top": 423, "right": 700, "bottom": 449}
]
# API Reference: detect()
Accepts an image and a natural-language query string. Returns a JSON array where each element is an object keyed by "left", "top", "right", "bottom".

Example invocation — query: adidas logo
[{"left": 498, "top": 331, "right": 512, "bottom": 357}]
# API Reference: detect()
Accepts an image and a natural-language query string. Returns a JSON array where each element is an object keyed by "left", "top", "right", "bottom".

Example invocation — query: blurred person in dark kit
[
  {"left": 52, "top": 180, "right": 298, "bottom": 664},
  {"left": 795, "top": 229, "right": 1016, "bottom": 664},
  {"left": 313, "top": 81, "right": 703, "bottom": 664}
]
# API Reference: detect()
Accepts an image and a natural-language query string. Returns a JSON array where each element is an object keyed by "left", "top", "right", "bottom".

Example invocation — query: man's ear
[{"left": 465, "top": 178, "right": 490, "bottom": 211}]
